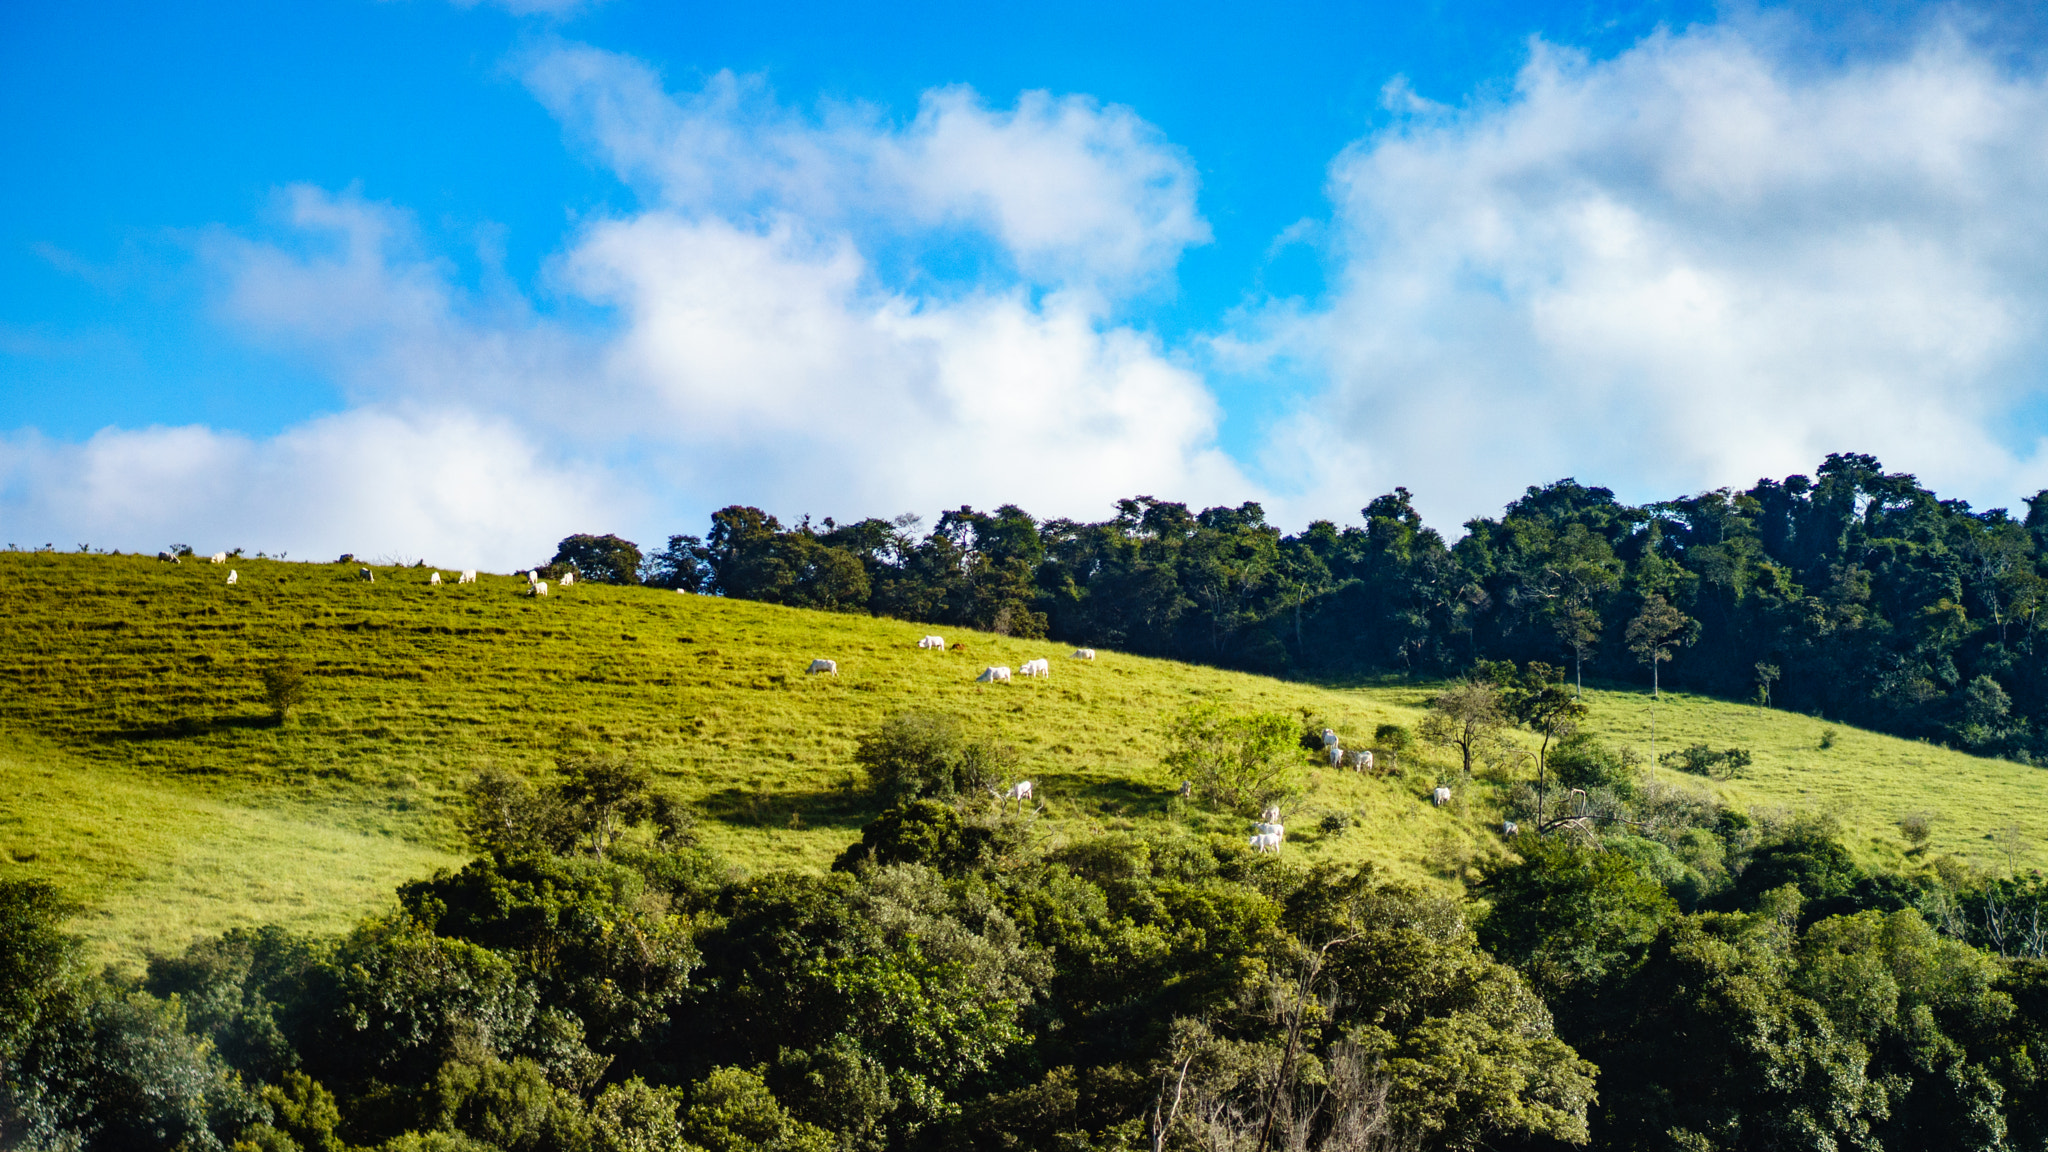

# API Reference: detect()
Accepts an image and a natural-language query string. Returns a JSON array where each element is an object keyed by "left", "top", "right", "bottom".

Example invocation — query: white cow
[
  {"left": 428, "top": 572, "right": 442, "bottom": 586},
  {"left": 1254, "top": 821, "right": 1285, "bottom": 842},
  {"left": 359, "top": 568, "right": 374, "bottom": 582},
  {"left": 918, "top": 635, "right": 946, "bottom": 649},
  {"left": 1321, "top": 728, "right": 1338, "bottom": 748},
  {"left": 1178, "top": 780, "right": 1193, "bottom": 798},
  {"left": 1349, "top": 750, "right": 1375, "bottom": 772},
  {"left": 225, "top": 569, "right": 237, "bottom": 585},
  {"left": 458, "top": 570, "right": 477, "bottom": 584},
  {"left": 807, "top": 658, "right": 837, "bottom": 675},
  {"left": 560, "top": 572, "right": 575, "bottom": 586},
  {"left": 1070, "top": 648, "right": 1096, "bottom": 660},
  {"left": 1261, "top": 806, "right": 1282, "bottom": 823},
  {"left": 156, "top": 551, "right": 179, "bottom": 563},
  {"left": 526, "top": 570, "right": 538, "bottom": 585},
  {"left": 1019, "top": 658, "right": 1050, "bottom": 679},
  {"left": 1327, "top": 746, "right": 1344, "bottom": 767},
  {"left": 533, "top": 581, "right": 549, "bottom": 596},
  {"left": 1503, "top": 821, "right": 1519, "bottom": 835},
  {"left": 976, "top": 666, "right": 1012, "bottom": 684},
  {"left": 1249, "top": 832, "right": 1281, "bottom": 853},
  {"left": 1001, "top": 780, "right": 1034, "bottom": 805},
  {"left": 1432, "top": 786, "right": 1452, "bottom": 807},
  {"left": 209, "top": 552, "right": 227, "bottom": 564}
]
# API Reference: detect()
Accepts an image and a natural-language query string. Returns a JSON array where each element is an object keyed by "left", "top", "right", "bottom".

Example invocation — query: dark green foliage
[
  {"left": 550, "top": 533, "right": 644, "bottom": 586},
  {"left": 653, "top": 453, "right": 2048, "bottom": 756},
  {"left": 1546, "top": 733, "right": 1639, "bottom": 794},
  {"left": 1, "top": 983, "right": 263, "bottom": 1151},
  {"left": 23, "top": 799, "right": 2048, "bottom": 1151},
  {"left": 143, "top": 924, "right": 322, "bottom": 1082},
  {"left": 833, "top": 800, "right": 995, "bottom": 876},
  {"left": 257, "top": 661, "right": 308, "bottom": 722},
  {"left": 398, "top": 853, "right": 697, "bottom": 1055},
  {"left": 555, "top": 751, "right": 653, "bottom": 861},
  {"left": 1477, "top": 836, "right": 1676, "bottom": 1004},
  {"left": 853, "top": 711, "right": 1014, "bottom": 805},
  {"left": 1660, "top": 741, "right": 1753, "bottom": 778},
  {"left": 0, "top": 880, "right": 77, "bottom": 1058}
]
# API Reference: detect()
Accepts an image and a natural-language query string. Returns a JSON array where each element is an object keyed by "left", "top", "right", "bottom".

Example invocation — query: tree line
[{"left": 550, "top": 453, "right": 2048, "bottom": 761}]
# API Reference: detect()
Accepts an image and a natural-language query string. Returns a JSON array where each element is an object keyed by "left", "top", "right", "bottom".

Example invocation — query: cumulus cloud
[
  {"left": 1250, "top": 19, "right": 2048, "bottom": 528},
  {"left": 0, "top": 409, "right": 616, "bottom": 570},
  {"left": 525, "top": 47, "right": 1211, "bottom": 291},
  {"left": 0, "top": 52, "right": 1240, "bottom": 558}
]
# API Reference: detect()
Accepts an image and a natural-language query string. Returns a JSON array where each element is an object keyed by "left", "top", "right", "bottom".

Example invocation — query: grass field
[{"left": 3, "top": 550, "right": 2046, "bottom": 965}]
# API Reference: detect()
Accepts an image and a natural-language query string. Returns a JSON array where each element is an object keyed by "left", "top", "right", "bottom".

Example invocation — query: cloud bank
[
  {"left": 3, "top": 51, "right": 1239, "bottom": 568},
  {"left": 1251, "top": 19, "right": 2048, "bottom": 527}
]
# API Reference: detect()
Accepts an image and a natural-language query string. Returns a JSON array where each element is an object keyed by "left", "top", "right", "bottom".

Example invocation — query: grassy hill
[{"left": 4, "top": 549, "right": 2047, "bottom": 965}]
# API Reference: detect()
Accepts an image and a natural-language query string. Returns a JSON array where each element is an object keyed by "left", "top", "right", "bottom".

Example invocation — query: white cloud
[
  {"left": 0, "top": 409, "right": 616, "bottom": 570},
  {"left": 1251, "top": 21, "right": 2048, "bottom": 528},
  {"left": 525, "top": 47, "right": 1210, "bottom": 291},
  {"left": 4, "top": 55, "right": 1241, "bottom": 558}
]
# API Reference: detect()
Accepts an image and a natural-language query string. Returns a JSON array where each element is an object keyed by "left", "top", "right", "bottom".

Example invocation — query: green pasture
[{"left": 2, "top": 550, "right": 2046, "bottom": 965}]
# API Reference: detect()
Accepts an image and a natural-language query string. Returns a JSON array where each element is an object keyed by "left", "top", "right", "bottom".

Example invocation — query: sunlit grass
[{"left": 3, "top": 550, "right": 2045, "bottom": 967}]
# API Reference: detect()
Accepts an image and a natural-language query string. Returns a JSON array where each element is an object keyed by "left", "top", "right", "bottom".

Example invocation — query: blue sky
[{"left": 5, "top": 0, "right": 2047, "bottom": 566}]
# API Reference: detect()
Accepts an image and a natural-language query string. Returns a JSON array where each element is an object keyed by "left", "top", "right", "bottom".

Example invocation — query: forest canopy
[{"left": 630, "top": 454, "right": 2048, "bottom": 760}]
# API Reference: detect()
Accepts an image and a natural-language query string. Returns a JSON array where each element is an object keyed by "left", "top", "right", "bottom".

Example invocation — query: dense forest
[
  {"left": 600, "top": 453, "right": 2048, "bottom": 761},
  {"left": 7, "top": 706, "right": 2048, "bottom": 1152}
]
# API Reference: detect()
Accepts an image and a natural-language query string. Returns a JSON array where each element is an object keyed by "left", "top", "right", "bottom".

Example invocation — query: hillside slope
[{"left": 3, "top": 550, "right": 2046, "bottom": 963}]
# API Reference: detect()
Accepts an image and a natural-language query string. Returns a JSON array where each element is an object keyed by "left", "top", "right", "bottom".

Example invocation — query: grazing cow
[
  {"left": 1019, "top": 658, "right": 1050, "bottom": 679},
  {"left": 807, "top": 658, "right": 837, "bottom": 675},
  {"left": 1249, "top": 832, "right": 1281, "bottom": 853},
  {"left": 1321, "top": 728, "right": 1338, "bottom": 748},
  {"left": 225, "top": 570, "right": 237, "bottom": 585},
  {"left": 560, "top": 572, "right": 575, "bottom": 586},
  {"left": 1327, "top": 746, "right": 1344, "bottom": 767},
  {"left": 1178, "top": 780, "right": 1193, "bottom": 798},
  {"left": 917, "top": 635, "right": 946, "bottom": 649},
  {"left": 428, "top": 572, "right": 442, "bottom": 586},
  {"left": 1432, "top": 786, "right": 1452, "bottom": 807},
  {"left": 1502, "top": 821, "right": 1519, "bottom": 835},
  {"left": 976, "top": 666, "right": 1012, "bottom": 683},
  {"left": 156, "top": 551, "right": 179, "bottom": 563},
  {"left": 458, "top": 570, "right": 477, "bottom": 584},
  {"left": 533, "top": 581, "right": 549, "bottom": 596},
  {"left": 209, "top": 552, "right": 227, "bottom": 564},
  {"left": 1071, "top": 648, "right": 1096, "bottom": 660},
  {"left": 1254, "top": 821, "right": 1285, "bottom": 842},
  {"left": 359, "top": 568, "right": 374, "bottom": 582},
  {"left": 1000, "top": 780, "right": 1034, "bottom": 805}
]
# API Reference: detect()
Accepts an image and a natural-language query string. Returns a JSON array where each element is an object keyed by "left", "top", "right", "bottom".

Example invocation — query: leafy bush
[
  {"left": 854, "top": 712, "right": 1015, "bottom": 804},
  {"left": 1659, "top": 742, "right": 1752, "bottom": 780},
  {"left": 258, "top": 661, "right": 308, "bottom": 722},
  {"left": 1162, "top": 702, "right": 1301, "bottom": 811}
]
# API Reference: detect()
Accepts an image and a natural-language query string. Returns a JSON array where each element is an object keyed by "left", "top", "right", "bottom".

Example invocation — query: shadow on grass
[
  {"left": 698, "top": 783, "right": 877, "bottom": 832},
  {"left": 102, "top": 713, "right": 281, "bottom": 741}
]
